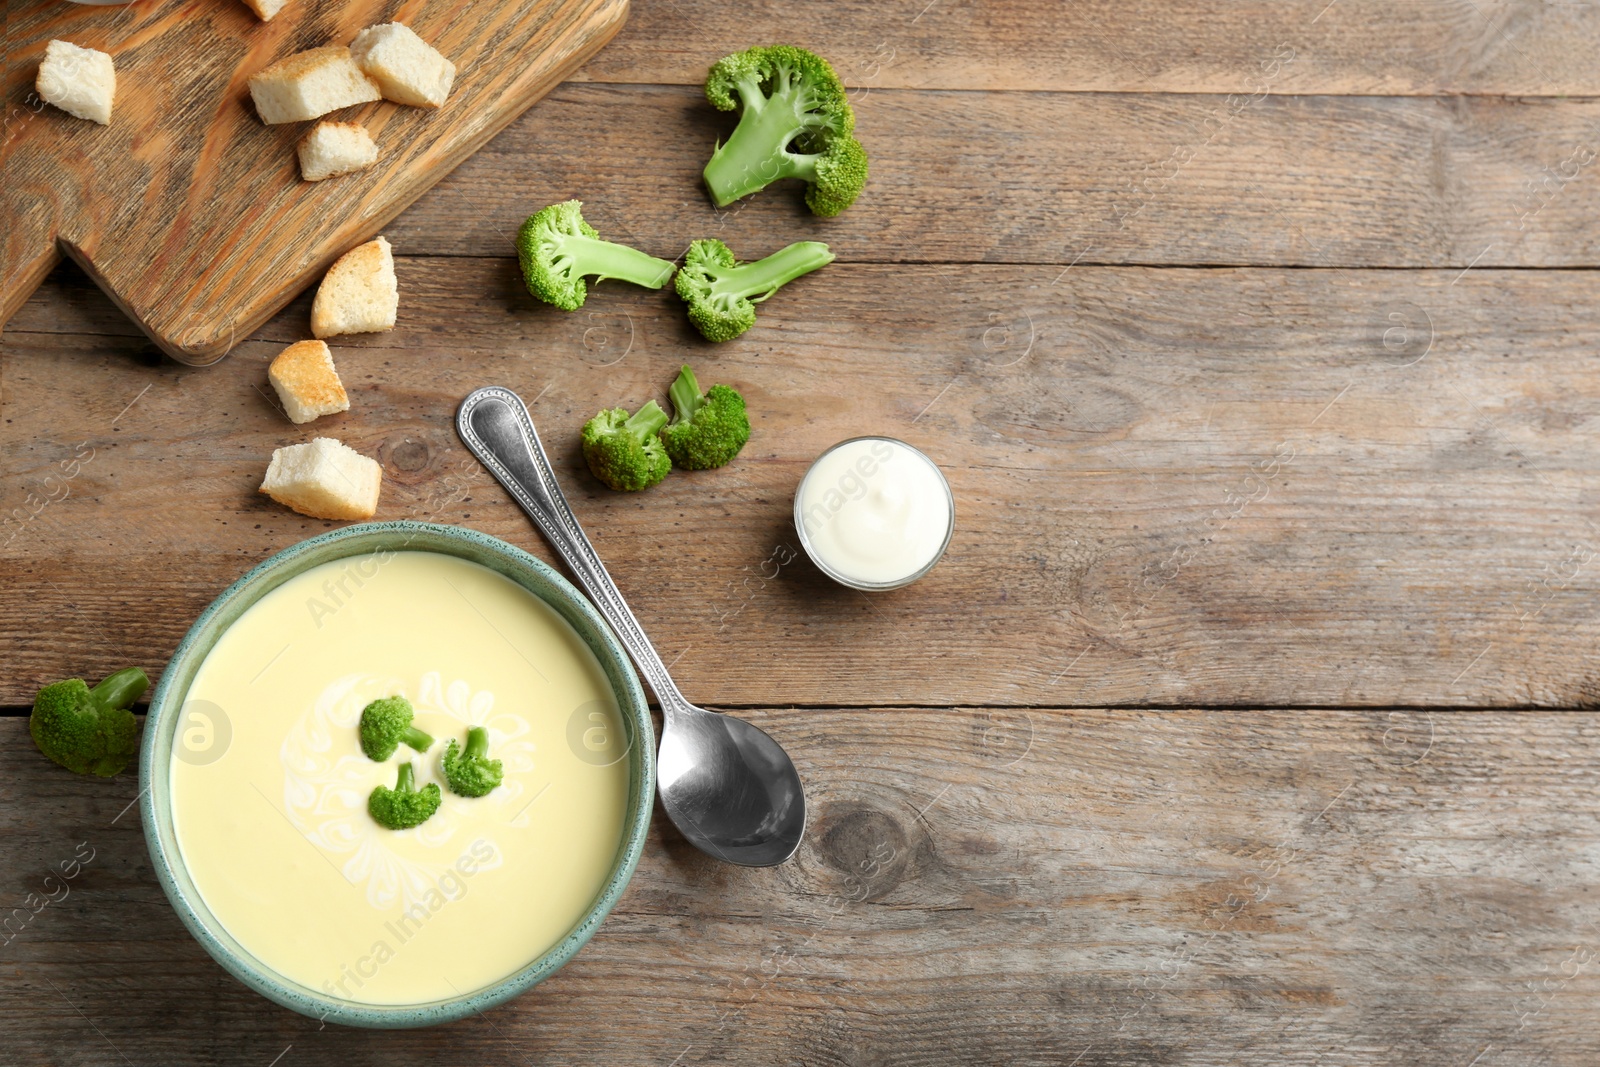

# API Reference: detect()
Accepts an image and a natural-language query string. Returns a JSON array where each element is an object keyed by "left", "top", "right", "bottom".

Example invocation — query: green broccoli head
[
  {"left": 702, "top": 46, "right": 867, "bottom": 215},
  {"left": 30, "top": 667, "right": 149, "bottom": 777},
  {"left": 581, "top": 400, "right": 672, "bottom": 491},
  {"left": 703, "top": 47, "right": 787, "bottom": 115},
  {"left": 515, "top": 200, "right": 676, "bottom": 311},
  {"left": 674, "top": 238, "right": 834, "bottom": 343},
  {"left": 359, "top": 696, "right": 434, "bottom": 761},
  {"left": 441, "top": 726, "right": 504, "bottom": 798},
  {"left": 803, "top": 135, "right": 870, "bottom": 217},
  {"left": 367, "top": 762, "right": 441, "bottom": 830},
  {"left": 676, "top": 240, "right": 755, "bottom": 342},
  {"left": 661, "top": 364, "right": 751, "bottom": 469}
]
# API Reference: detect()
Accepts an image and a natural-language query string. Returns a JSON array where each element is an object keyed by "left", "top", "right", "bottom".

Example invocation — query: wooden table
[{"left": 6, "top": 1, "right": 1600, "bottom": 1062}]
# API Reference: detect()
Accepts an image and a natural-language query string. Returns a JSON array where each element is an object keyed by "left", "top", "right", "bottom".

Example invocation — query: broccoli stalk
[
  {"left": 674, "top": 239, "right": 833, "bottom": 343},
  {"left": 581, "top": 400, "right": 672, "bottom": 491},
  {"left": 702, "top": 46, "right": 868, "bottom": 216},
  {"left": 661, "top": 364, "right": 751, "bottom": 469},
  {"left": 30, "top": 667, "right": 150, "bottom": 777},
  {"left": 367, "top": 762, "right": 441, "bottom": 830},
  {"left": 516, "top": 200, "right": 675, "bottom": 311},
  {"left": 441, "top": 726, "right": 504, "bottom": 798},
  {"left": 359, "top": 696, "right": 434, "bottom": 761}
]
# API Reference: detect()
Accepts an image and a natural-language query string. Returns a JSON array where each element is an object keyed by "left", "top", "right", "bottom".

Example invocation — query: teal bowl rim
[{"left": 138, "top": 521, "right": 655, "bottom": 1029}]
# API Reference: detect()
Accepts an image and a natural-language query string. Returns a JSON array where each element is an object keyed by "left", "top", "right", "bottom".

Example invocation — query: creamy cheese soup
[{"left": 170, "top": 551, "right": 631, "bottom": 1005}]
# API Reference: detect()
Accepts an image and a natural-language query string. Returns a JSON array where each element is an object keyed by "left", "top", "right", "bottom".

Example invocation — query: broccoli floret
[
  {"left": 516, "top": 200, "right": 676, "bottom": 311},
  {"left": 582, "top": 400, "right": 672, "bottom": 491},
  {"left": 674, "top": 239, "right": 833, "bottom": 342},
  {"left": 359, "top": 696, "right": 434, "bottom": 761},
  {"left": 367, "top": 762, "right": 441, "bottom": 830},
  {"left": 441, "top": 727, "right": 503, "bottom": 798},
  {"left": 702, "top": 46, "right": 868, "bottom": 216},
  {"left": 661, "top": 364, "right": 751, "bottom": 469},
  {"left": 30, "top": 667, "right": 149, "bottom": 777}
]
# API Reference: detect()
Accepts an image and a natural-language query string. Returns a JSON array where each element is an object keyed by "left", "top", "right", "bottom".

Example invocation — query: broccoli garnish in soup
[
  {"left": 367, "top": 761, "right": 441, "bottom": 830},
  {"left": 359, "top": 695, "right": 434, "bottom": 761},
  {"left": 441, "top": 726, "right": 504, "bottom": 798}
]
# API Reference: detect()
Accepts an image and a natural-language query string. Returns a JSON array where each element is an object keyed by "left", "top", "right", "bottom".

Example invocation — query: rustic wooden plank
[
  {"left": 364, "top": 86, "right": 1600, "bottom": 268},
  {"left": 6, "top": 258, "right": 1600, "bottom": 709},
  {"left": 0, "top": 0, "right": 628, "bottom": 362},
  {"left": 14, "top": 81, "right": 1600, "bottom": 301},
  {"left": 2, "top": 709, "right": 1597, "bottom": 1064},
  {"left": 576, "top": 0, "right": 1600, "bottom": 97}
]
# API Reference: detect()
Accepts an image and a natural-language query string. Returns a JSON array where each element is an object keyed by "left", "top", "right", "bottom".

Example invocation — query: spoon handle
[{"left": 455, "top": 387, "right": 689, "bottom": 720}]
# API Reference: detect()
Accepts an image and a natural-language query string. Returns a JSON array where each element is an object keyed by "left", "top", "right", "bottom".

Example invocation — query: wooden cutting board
[{"left": 1, "top": 0, "right": 628, "bottom": 365}]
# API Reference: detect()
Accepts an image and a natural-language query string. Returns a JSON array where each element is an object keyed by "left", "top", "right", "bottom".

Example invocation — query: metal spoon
[{"left": 456, "top": 386, "right": 806, "bottom": 866}]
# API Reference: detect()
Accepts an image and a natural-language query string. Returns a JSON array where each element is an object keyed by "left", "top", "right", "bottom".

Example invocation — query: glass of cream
[{"left": 794, "top": 437, "right": 954, "bottom": 590}]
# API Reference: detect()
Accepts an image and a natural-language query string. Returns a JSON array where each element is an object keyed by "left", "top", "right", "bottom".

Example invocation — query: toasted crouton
[
  {"left": 36, "top": 40, "right": 115, "bottom": 126},
  {"left": 248, "top": 46, "right": 381, "bottom": 125},
  {"left": 241, "top": 0, "right": 289, "bottom": 21},
  {"left": 350, "top": 23, "right": 455, "bottom": 109},
  {"left": 311, "top": 237, "right": 397, "bottom": 338},
  {"left": 269, "top": 340, "right": 349, "bottom": 424},
  {"left": 260, "top": 438, "right": 381, "bottom": 520},
  {"left": 298, "top": 121, "right": 378, "bottom": 181}
]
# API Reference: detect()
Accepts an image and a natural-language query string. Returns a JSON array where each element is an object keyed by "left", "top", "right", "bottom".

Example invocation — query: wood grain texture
[
  {"left": 378, "top": 85, "right": 1600, "bottom": 269},
  {"left": 0, "top": 0, "right": 628, "bottom": 363},
  {"left": 2, "top": 709, "right": 1597, "bottom": 1065},
  {"left": 8, "top": 258, "right": 1600, "bottom": 709},
  {"left": 575, "top": 0, "right": 1600, "bottom": 97},
  {"left": 8, "top": 0, "right": 1600, "bottom": 1058}
]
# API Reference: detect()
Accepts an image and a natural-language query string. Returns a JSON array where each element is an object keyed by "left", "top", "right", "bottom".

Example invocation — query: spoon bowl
[
  {"left": 456, "top": 386, "right": 807, "bottom": 866},
  {"left": 657, "top": 705, "right": 806, "bottom": 865}
]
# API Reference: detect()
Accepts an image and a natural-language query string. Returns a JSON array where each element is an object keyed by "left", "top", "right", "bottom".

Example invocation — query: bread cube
[
  {"left": 350, "top": 23, "right": 455, "bottom": 108},
  {"left": 241, "top": 0, "right": 289, "bottom": 21},
  {"left": 297, "top": 121, "right": 378, "bottom": 181},
  {"left": 260, "top": 438, "right": 381, "bottom": 520},
  {"left": 36, "top": 40, "right": 115, "bottom": 126},
  {"left": 248, "top": 46, "right": 381, "bottom": 125},
  {"left": 269, "top": 340, "right": 350, "bottom": 424},
  {"left": 311, "top": 237, "right": 398, "bottom": 338}
]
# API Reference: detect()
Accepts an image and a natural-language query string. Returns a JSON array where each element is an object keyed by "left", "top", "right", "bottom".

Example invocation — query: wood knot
[
  {"left": 815, "top": 806, "right": 911, "bottom": 901},
  {"left": 388, "top": 438, "right": 430, "bottom": 472}
]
